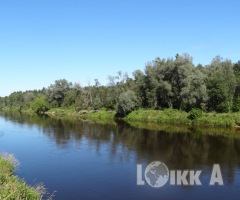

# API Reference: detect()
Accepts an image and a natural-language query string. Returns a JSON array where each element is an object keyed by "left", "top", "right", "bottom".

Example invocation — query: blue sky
[{"left": 0, "top": 0, "right": 239, "bottom": 97}]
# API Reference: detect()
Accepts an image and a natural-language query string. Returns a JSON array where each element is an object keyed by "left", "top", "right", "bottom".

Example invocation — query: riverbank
[
  {"left": 125, "top": 109, "right": 239, "bottom": 127},
  {"left": 45, "top": 108, "right": 115, "bottom": 120},
  {"left": 0, "top": 153, "right": 43, "bottom": 199},
  {"left": 2, "top": 107, "right": 240, "bottom": 128},
  {"left": 45, "top": 108, "right": 240, "bottom": 128}
]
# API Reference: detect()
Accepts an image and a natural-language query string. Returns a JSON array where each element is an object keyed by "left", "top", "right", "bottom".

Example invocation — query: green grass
[
  {"left": 0, "top": 154, "right": 44, "bottom": 200},
  {"left": 44, "top": 108, "right": 240, "bottom": 127},
  {"left": 125, "top": 109, "right": 240, "bottom": 127},
  {"left": 194, "top": 113, "right": 236, "bottom": 127},
  {"left": 4, "top": 106, "right": 240, "bottom": 128},
  {"left": 46, "top": 108, "right": 116, "bottom": 121},
  {"left": 125, "top": 109, "right": 191, "bottom": 125}
]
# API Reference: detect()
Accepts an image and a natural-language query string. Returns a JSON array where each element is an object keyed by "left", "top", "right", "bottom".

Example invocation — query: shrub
[
  {"left": 31, "top": 95, "right": 49, "bottom": 114},
  {"left": 117, "top": 90, "right": 139, "bottom": 117},
  {"left": 188, "top": 108, "right": 203, "bottom": 120}
]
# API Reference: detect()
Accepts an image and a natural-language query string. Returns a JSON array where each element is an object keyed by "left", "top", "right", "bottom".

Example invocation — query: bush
[
  {"left": 31, "top": 95, "right": 49, "bottom": 114},
  {"left": 116, "top": 90, "right": 139, "bottom": 117},
  {"left": 188, "top": 108, "right": 203, "bottom": 120}
]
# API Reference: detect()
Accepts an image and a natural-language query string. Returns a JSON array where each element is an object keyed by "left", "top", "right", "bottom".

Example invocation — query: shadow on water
[{"left": 1, "top": 111, "right": 240, "bottom": 188}]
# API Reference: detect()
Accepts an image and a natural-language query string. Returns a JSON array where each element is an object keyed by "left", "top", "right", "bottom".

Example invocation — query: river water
[{"left": 0, "top": 112, "right": 240, "bottom": 200}]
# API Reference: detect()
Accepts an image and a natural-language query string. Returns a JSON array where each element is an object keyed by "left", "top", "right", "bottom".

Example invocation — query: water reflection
[{"left": 1, "top": 111, "right": 240, "bottom": 190}]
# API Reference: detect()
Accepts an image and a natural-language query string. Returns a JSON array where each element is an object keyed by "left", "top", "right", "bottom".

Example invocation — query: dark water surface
[{"left": 0, "top": 112, "right": 240, "bottom": 200}]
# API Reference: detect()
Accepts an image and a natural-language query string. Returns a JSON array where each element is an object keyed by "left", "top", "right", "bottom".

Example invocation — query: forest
[{"left": 1, "top": 54, "right": 240, "bottom": 117}]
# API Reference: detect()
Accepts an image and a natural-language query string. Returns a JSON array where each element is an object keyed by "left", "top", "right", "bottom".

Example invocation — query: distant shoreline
[{"left": 1, "top": 107, "right": 240, "bottom": 128}]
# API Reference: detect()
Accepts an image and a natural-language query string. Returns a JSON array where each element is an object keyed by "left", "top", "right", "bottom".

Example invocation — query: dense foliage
[{"left": 1, "top": 54, "right": 239, "bottom": 115}]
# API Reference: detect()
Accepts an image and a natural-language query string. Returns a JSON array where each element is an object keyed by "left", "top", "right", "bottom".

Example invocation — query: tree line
[{"left": 1, "top": 54, "right": 240, "bottom": 116}]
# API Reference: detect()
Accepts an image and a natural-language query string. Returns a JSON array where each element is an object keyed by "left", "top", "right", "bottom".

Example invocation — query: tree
[
  {"left": 206, "top": 56, "right": 236, "bottom": 112},
  {"left": 31, "top": 95, "right": 49, "bottom": 114},
  {"left": 46, "top": 79, "right": 73, "bottom": 107},
  {"left": 142, "top": 54, "right": 208, "bottom": 110},
  {"left": 1, "top": 54, "right": 239, "bottom": 114},
  {"left": 233, "top": 61, "right": 240, "bottom": 111},
  {"left": 62, "top": 90, "right": 77, "bottom": 107},
  {"left": 133, "top": 70, "right": 148, "bottom": 107},
  {"left": 117, "top": 90, "right": 139, "bottom": 117},
  {"left": 23, "top": 92, "right": 35, "bottom": 108},
  {"left": 106, "top": 71, "right": 129, "bottom": 108}
]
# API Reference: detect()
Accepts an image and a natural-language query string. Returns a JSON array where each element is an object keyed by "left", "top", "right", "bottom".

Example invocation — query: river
[{"left": 0, "top": 112, "right": 240, "bottom": 200}]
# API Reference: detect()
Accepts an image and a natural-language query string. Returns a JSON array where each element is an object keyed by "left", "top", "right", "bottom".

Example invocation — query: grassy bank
[
  {"left": 125, "top": 109, "right": 239, "bottom": 127},
  {"left": 125, "top": 109, "right": 191, "bottom": 125},
  {"left": 46, "top": 108, "right": 240, "bottom": 127},
  {"left": 2, "top": 106, "right": 240, "bottom": 128},
  {"left": 45, "top": 108, "right": 115, "bottom": 121},
  {"left": 0, "top": 153, "right": 44, "bottom": 200}
]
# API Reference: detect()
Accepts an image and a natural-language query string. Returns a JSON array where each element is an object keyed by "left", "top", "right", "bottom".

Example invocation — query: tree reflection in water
[{"left": 1, "top": 111, "right": 240, "bottom": 185}]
